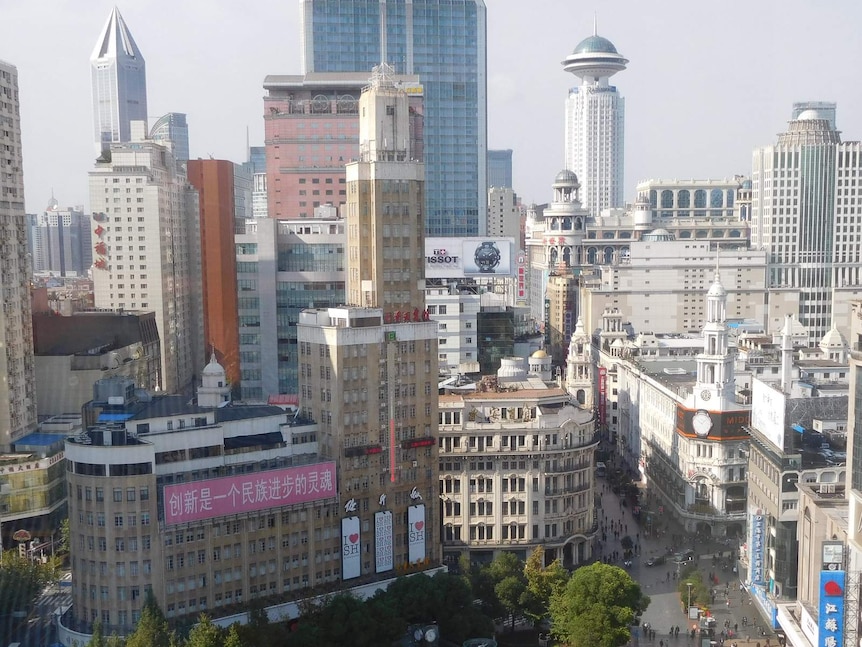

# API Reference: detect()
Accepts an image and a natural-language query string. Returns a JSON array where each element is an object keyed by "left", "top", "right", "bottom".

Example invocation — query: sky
[{"left": 2, "top": 0, "right": 862, "bottom": 213}]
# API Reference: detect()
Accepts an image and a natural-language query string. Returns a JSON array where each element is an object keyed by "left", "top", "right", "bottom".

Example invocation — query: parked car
[{"left": 645, "top": 555, "right": 666, "bottom": 567}]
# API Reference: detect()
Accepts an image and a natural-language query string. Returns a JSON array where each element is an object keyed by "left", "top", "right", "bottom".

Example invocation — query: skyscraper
[
  {"left": 0, "top": 60, "right": 38, "bottom": 450},
  {"left": 300, "top": 0, "right": 487, "bottom": 237},
  {"left": 563, "top": 28, "right": 627, "bottom": 216},
  {"left": 90, "top": 123, "right": 203, "bottom": 393},
  {"left": 149, "top": 112, "right": 189, "bottom": 162},
  {"left": 488, "top": 149, "right": 513, "bottom": 189},
  {"left": 29, "top": 199, "right": 93, "bottom": 277},
  {"left": 90, "top": 7, "right": 148, "bottom": 154},
  {"left": 751, "top": 105, "right": 862, "bottom": 343}
]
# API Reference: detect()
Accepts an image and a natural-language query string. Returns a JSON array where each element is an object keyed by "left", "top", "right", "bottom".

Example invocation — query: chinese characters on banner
[
  {"left": 598, "top": 367, "right": 607, "bottom": 427},
  {"left": 408, "top": 504, "right": 426, "bottom": 563},
  {"left": 750, "top": 511, "right": 765, "bottom": 585},
  {"left": 818, "top": 570, "right": 845, "bottom": 647},
  {"left": 341, "top": 516, "right": 361, "bottom": 580},
  {"left": 163, "top": 461, "right": 336, "bottom": 525},
  {"left": 375, "top": 511, "right": 393, "bottom": 574}
]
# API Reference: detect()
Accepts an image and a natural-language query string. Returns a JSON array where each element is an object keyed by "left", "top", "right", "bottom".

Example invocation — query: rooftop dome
[
  {"left": 820, "top": 326, "right": 847, "bottom": 348},
  {"left": 202, "top": 352, "right": 225, "bottom": 376},
  {"left": 531, "top": 349, "right": 549, "bottom": 359},
  {"left": 572, "top": 35, "right": 619, "bottom": 55},
  {"left": 707, "top": 275, "right": 727, "bottom": 297},
  {"left": 641, "top": 228, "right": 675, "bottom": 242},
  {"left": 553, "top": 169, "right": 579, "bottom": 185},
  {"left": 797, "top": 109, "right": 823, "bottom": 121}
]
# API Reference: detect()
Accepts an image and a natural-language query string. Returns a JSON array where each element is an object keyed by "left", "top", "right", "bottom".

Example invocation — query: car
[
  {"left": 673, "top": 549, "right": 695, "bottom": 563},
  {"left": 645, "top": 555, "right": 666, "bottom": 567}
]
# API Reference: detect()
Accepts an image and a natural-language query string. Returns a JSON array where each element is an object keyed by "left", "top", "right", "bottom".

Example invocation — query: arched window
[
  {"left": 710, "top": 188, "right": 723, "bottom": 208},
  {"left": 694, "top": 190, "right": 707, "bottom": 208},
  {"left": 661, "top": 190, "right": 674, "bottom": 209},
  {"left": 649, "top": 190, "right": 657, "bottom": 209},
  {"left": 678, "top": 190, "right": 690, "bottom": 208}
]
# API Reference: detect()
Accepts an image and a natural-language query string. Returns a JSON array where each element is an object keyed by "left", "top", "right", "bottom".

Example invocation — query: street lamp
[{"left": 687, "top": 582, "right": 693, "bottom": 614}]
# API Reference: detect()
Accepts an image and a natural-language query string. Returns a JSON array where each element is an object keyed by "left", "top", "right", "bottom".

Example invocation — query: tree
[
  {"left": 59, "top": 517, "right": 71, "bottom": 554},
  {"left": 487, "top": 552, "right": 528, "bottom": 629},
  {"left": 549, "top": 562, "right": 649, "bottom": 647},
  {"left": 125, "top": 590, "right": 172, "bottom": 647},
  {"left": 185, "top": 614, "right": 224, "bottom": 647},
  {"left": 0, "top": 553, "right": 56, "bottom": 637},
  {"left": 223, "top": 624, "right": 245, "bottom": 647},
  {"left": 523, "top": 547, "right": 569, "bottom": 623},
  {"left": 87, "top": 620, "right": 106, "bottom": 647},
  {"left": 679, "top": 572, "right": 711, "bottom": 611}
]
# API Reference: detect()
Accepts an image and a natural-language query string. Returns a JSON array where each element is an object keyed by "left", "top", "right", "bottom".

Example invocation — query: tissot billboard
[{"left": 425, "top": 237, "right": 514, "bottom": 278}]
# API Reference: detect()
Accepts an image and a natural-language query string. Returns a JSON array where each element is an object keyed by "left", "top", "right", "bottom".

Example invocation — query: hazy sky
[{"left": 2, "top": 0, "right": 861, "bottom": 213}]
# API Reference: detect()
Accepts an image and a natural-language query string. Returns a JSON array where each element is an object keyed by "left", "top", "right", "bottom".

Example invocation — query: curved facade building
[{"left": 438, "top": 355, "right": 598, "bottom": 568}]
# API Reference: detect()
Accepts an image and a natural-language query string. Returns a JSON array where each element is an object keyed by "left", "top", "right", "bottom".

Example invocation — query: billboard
[
  {"left": 408, "top": 504, "right": 426, "bottom": 563},
  {"left": 375, "top": 511, "right": 394, "bottom": 573},
  {"left": 425, "top": 237, "right": 514, "bottom": 278},
  {"left": 749, "top": 510, "right": 765, "bottom": 586},
  {"left": 341, "top": 516, "right": 361, "bottom": 580},
  {"left": 163, "top": 461, "right": 336, "bottom": 525},
  {"left": 674, "top": 406, "right": 749, "bottom": 440},
  {"left": 818, "top": 570, "right": 845, "bottom": 647},
  {"left": 750, "top": 378, "right": 786, "bottom": 452}
]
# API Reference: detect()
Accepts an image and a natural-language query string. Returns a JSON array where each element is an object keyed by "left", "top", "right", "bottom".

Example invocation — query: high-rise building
[
  {"left": 244, "top": 146, "right": 268, "bottom": 219},
  {"left": 563, "top": 29, "right": 627, "bottom": 216},
  {"left": 149, "top": 112, "right": 189, "bottom": 163},
  {"left": 90, "top": 7, "right": 147, "bottom": 154},
  {"left": 263, "top": 72, "right": 423, "bottom": 221},
  {"left": 298, "top": 71, "right": 440, "bottom": 580},
  {"left": 29, "top": 199, "right": 93, "bottom": 276},
  {"left": 487, "top": 186, "right": 520, "bottom": 241},
  {"left": 300, "top": 0, "right": 488, "bottom": 237},
  {"left": 751, "top": 105, "right": 862, "bottom": 343},
  {"left": 90, "top": 123, "right": 203, "bottom": 394},
  {"left": 345, "top": 64, "right": 425, "bottom": 313},
  {"left": 0, "top": 60, "right": 38, "bottom": 450},
  {"left": 488, "top": 149, "right": 513, "bottom": 189},
  {"left": 187, "top": 160, "right": 241, "bottom": 391}
]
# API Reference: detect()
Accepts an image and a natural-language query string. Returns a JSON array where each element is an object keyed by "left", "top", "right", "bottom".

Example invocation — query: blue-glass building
[
  {"left": 488, "top": 149, "right": 513, "bottom": 189},
  {"left": 300, "top": 0, "right": 487, "bottom": 237}
]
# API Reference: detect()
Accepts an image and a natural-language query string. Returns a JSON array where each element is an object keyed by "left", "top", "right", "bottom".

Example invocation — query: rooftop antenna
[{"left": 593, "top": 13, "right": 597, "bottom": 36}]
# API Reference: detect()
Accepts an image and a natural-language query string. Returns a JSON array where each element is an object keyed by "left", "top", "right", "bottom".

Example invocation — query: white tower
[
  {"left": 694, "top": 269, "right": 735, "bottom": 409},
  {"left": 565, "top": 317, "right": 593, "bottom": 407},
  {"left": 197, "top": 353, "right": 231, "bottom": 408},
  {"left": 90, "top": 7, "right": 148, "bottom": 154},
  {"left": 562, "top": 25, "right": 627, "bottom": 217}
]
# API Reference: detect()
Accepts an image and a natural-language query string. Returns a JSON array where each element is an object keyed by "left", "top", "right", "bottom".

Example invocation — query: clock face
[
  {"left": 700, "top": 390, "right": 712, "bottom": 401},
  {"left": 692, "top": 410, "right": 713, "bottom": 437}
]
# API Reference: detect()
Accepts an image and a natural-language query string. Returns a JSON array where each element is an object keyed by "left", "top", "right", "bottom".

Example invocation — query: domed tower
[
  {"left": 565, "top": 317, "right": 593, "bottom": 407},
  {"left": 562, "top": 24, "right": 628, "bottom": 217},
  {"left": 542, "top": 169, "right": 589, "bottom": 270},
  {"left": 198, "top": 352, "right": 231, "bottom": 408}
]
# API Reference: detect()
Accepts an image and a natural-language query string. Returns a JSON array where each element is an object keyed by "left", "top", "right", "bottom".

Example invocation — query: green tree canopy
[
  {"left": 124, "top": 590, "right": 173, "bottom": 647},
  {"left": 679, "top": 571, "right": 712, "bottom": 611},
  {"left": 523, "top": 547, "right": 570, "bottom": 623},
  {"left": 0, "top": 553, "right": 57, "bottom": 637},
  {"left": 185, "top": 614, "right": 224, "bottom": 647},
  {"left": 549, "top": 562, "right": 649, "bottom": 647}
]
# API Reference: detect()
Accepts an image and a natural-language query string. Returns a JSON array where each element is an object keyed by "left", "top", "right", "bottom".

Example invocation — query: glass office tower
[{"left": 300, "top": 0, "right": 487, "bottom": 237}]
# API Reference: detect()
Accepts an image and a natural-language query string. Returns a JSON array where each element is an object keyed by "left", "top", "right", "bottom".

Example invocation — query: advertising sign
[
  {"left": 424, "top": 237, "right": 514, "bottom": 278},
  {"left": 750, "top": 378, "right": 786, "bottom": 452},
  {"left": 163, "top": 461, "right": 336, "bottom": 525},
  {"left": 598, "top": 367, "right": 607, "bottom": 427},
  {"left": 818, "top": 570, "right": 845, "bottom": 647},
  {"left": 517, "top": 252, "right": 526, "bottom": 301},
  {"left": 674, "top": 406, "right": 750, "bottom": 440},
  {"left": 408, "top": 504, "right": 426, "bottom": 563},
  {"left": 375, "top": 511, "right": 394, "bottom": 574},
  {"left": 750, "top": 510, "right": 765, "bottom": 586},
  {"left": 341, "top": 516, "right": 361, "bottom": 580}
]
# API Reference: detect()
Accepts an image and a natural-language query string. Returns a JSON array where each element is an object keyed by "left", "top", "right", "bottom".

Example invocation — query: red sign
[
  {"left": 94, "top": 225, "right": 105, "bottom": 238},
  {"left": 401, "top": 437, "right": 435, "bottom": 449},
  {"left": 598, "top": 367, "right": 607, "bottom": 427},
  {"left": 12, "top": 529, "right": 31, "bottom": 542},
  {"left": 163, "top": 462, "right": 336, "bottom": 525},
  {"left": 94, "top": 241, "right": 107, "bottom": 256}
]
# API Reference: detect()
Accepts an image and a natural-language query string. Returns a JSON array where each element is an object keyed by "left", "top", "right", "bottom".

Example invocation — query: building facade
[
  {"left": 187, "top": 160, "right": 242, "bottom": 391},
  {"left": 89, "top": 127, "right": 203, "bottom": 394},
  {"left": 29, "top": 201, "right": 93, "bottom": 277},
  {"left": 300, "top": 0, "right": 488, "bottom": 237},
  {"left": 751, "top": 105, "right": 862, "bottom": 343},
  {"left": 234, "top": 216, "right": 345, "bottom": 400},
  {"left": 563, "top": 32, "right": 627, "bottom": 216},
  {"left": 90, "top": 8, "right": 147, "bottom": 154},
  {"left": 487, "top": 186, "right": 520, "bottom": 241},
  {"left": 0, "top": 60, "right": 38, "bottom": 450},
  {"left": 635, "top": 179, "right": 739, "bottom": 221},
  {"left": 488, "top": 149, "right": 513, "bottom": 189},
  {"left": 438, "top": 355, "right": 598, "bottom": 567},
  {"left": 149, "top": 113, "right": 189, "bottom": 163}
]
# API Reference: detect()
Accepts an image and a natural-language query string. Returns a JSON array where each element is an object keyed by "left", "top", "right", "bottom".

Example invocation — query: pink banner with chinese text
[{"left": 163, "top": 461, "right": 336, "bottom": 525}]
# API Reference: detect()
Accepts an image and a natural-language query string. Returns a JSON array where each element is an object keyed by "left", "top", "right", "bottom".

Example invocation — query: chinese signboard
[
  {"left": 818, "top": 570, "right": 845, "bottom": 647},
  {"left": 375, "top": 511, "right": 393, "bottom": 574},
  {"left": 516, "top": 252, "right": 526, "bottom": 302},
  {"left": 342, "top": 516, "right": 361, "bottom": 580},
  {"left": 408, "top": 504, "right": 426, "bottom": 563},
  {"left": 598, "top": 367, "right": 607, "bottom": 427},
  {"left": 750, "top": 510, "right": 765, "bottom": 586},
  {"left": 163, "top": 461, "right": 336, "bottom": 525}
]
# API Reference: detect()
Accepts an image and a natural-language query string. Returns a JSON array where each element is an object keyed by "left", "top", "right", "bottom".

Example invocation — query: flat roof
[{"left": 15, "top": 432, "right": 68, "bottom": 447}]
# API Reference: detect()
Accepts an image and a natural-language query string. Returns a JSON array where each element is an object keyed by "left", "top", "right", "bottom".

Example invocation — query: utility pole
[{"left": 687, "top": 582, "right": 693, "bottom": 614}]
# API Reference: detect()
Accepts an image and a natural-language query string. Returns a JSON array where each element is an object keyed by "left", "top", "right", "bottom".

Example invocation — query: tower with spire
[
  {"left": 562, "top": 22, "right": 627, "bottom": 216},
  {"left": 565, "top": 317, "right": 593, "bottom": 408},
  {"left": 693, "top": 266, "right": 735, "bottom": 410},
  {"left": 90, "top": 7, "right": 148, "bottom": 154}
]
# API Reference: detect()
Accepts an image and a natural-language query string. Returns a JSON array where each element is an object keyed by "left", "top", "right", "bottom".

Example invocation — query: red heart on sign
[
  {"left": 415, "top": 521, "right": 424, "bottom": 531},
  {"left": 824, "top": 580, "right": 843, "bottom": 596},
  {"left": 349, "top": 533, "right": 359, "bottom": 543}
]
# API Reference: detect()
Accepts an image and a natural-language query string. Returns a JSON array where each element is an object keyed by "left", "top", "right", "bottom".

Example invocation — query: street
[
  {"left": 8, "top": 579, "right": 71, "bottom": 647},
  {"left": 595, "top": 477, "right": 776, "bottom": 646}
]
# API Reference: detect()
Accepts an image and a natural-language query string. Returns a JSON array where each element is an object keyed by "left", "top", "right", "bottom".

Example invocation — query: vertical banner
[
  {"left": 341, "top": 516, "right": 361, "bottom": 580},
  {"left": 749, "top": 511, "right": 765, "bottom": 586},
  {"left": 408, "top": 504, "right": 426, "bottom": 563},
  {"left": 375, "top": 511, "right": 394, "bottom": 573},
  {"left": 818, "top": 570, "right": 845, "bottom": 647},
  {"left": 598, "top": 367, "right": 607, "bottom": 427}
]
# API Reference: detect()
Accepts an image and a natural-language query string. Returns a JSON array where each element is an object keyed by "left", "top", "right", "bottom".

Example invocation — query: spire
[
  {"left": 91, "top": 7, "right": 145, "bottom": 62},
  {"left": 593, "top": 13, "right": 597, "bottom": 36}
]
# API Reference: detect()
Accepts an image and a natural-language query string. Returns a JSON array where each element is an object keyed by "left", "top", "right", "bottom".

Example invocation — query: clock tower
[{"left": 694, "top": 268, "right": 735, "bottom": 410}]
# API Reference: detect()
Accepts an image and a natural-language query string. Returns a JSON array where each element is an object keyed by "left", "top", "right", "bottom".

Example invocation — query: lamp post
[{"left": 687, "top": 582, "right": 693, "bottom": 614}]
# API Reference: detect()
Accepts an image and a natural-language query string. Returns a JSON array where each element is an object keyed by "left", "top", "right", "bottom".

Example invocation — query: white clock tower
[{"left": 694, "top": 269, "right": 735, "bottom": 410}]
